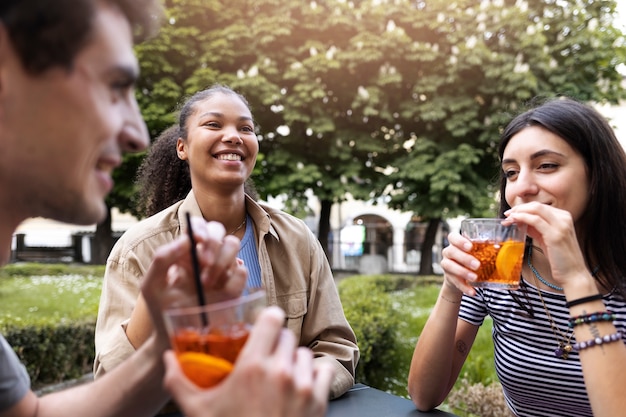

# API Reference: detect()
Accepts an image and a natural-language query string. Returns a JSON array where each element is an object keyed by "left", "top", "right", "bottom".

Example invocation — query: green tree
[
  {"left": 373, "top": 0, "right": 626, "bottom": 273},
  {"left": 98, "top": 0, "right": 625, "bottom": 274}
]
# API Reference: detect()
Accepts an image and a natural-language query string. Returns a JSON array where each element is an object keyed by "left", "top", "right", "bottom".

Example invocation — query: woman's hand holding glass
[
  {"left": 440, "top": 231, "right": 481, "bottom": 296},
  {"left": 504, "top": 202, "right": 592, "bottom": 292}
]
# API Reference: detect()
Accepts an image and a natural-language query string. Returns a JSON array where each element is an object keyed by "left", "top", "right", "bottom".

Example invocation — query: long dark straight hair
[{"left": 498, "top": 97, "right": 626, "bottom": 298}]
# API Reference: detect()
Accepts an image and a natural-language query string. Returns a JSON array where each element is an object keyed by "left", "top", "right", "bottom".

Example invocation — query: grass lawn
[
  {"left": 0, "top": 263, "right": 500, "bottom": 413},
  {"left": 0, "top": 263, "right": 105, "bottom": 327}
]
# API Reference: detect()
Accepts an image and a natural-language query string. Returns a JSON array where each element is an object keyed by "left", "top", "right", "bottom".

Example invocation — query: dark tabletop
[
  {"left": 158, "top": 383, "right": 458, "bottom": 417},
  {"left": 326, "top": 384, "right": 458, "bottom": 417}
]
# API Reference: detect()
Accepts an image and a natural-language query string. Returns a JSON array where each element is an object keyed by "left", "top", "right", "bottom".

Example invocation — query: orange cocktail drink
[
  {"left": 171, "top": 325, "right": 249, "bottom": 388},
  {"left": 164, "top": 290, "right": 265, "bottom": 388},
  {"left": 468, "top": 240, "right": 525, "bottom": 289},
  {"left": 461, "top": 219, "right": 527, "bottom": 290}
]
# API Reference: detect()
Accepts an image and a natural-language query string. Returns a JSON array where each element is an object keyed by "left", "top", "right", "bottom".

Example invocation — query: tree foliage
[{"left": 100, "top": 0, "right": 625, "bottom": 272}]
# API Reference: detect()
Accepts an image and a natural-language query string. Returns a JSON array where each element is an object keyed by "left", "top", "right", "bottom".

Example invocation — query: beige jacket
[{"left": 94, "top": 192, "right": 359, "bottom": 398}]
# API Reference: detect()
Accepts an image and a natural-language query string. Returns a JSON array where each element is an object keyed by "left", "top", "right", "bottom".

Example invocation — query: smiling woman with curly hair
[{"left": 94, "top": 84, "right": 360, "bottom": 402}]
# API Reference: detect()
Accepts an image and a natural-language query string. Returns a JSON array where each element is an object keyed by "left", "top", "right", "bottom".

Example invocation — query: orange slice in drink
[
  {"left": 495, "top": 241, "right": 525, "bottom": 284},
  {"left": 177, "top": 351, "right": 234, "bottom": 388}
]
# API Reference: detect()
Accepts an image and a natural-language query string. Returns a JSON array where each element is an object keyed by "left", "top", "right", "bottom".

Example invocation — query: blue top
[{"left": 239, "top": 214, "right": 262, "bottom": 289}]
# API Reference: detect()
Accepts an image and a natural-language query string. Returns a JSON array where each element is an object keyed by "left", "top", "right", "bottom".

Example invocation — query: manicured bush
[
  {"left": 338, "top": 274, "right": 416, "bottom": 386},
  {"left": 338, "top": 273, "right": 505, "bottom": 414},
  {"left": 3, "top": 321, "right": 95, "bottom": 388}
]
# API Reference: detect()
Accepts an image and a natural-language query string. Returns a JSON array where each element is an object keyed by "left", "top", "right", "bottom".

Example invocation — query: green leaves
[{"left": 109, "top": 0, "right": 625, "bottom": 240}]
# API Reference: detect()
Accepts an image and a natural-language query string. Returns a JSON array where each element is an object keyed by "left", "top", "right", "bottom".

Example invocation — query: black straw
[{"left": 185, "top": 212, "right": 208, "bottom": 326}]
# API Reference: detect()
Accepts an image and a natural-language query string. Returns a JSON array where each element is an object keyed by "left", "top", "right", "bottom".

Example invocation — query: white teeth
[{"left": 217, "top": 154, "right": 242, "bottom": 161}]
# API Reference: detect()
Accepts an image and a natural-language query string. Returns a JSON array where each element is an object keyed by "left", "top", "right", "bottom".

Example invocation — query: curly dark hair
[
  {"left": 0, "top": 0, "right": 161, "bottom": 74},
  {"left": 498, "top": 97, "right": 626, "bottom": 297},
  {"left": 135, "top": 125, "right": 189, "bottom": 218},
  {"left": 135, "top": 125, "right": 258, "bottom": 218}
]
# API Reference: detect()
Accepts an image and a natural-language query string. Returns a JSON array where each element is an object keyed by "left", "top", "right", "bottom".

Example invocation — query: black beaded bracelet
[
  {"left": 568, "top": 311, "right": 615, "bottom": 328},
  {"left": 572, "top": 331, "right": 623, "bottom": 352},
  {"left": 565, "top": 293, "right": 603, "bottom": 308}
]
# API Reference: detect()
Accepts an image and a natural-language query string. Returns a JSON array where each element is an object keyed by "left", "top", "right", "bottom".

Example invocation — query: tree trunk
[
  {"left": 317, "top": 199, "right": 333, "bottom": 262},
  {"left": 419, "top": 217, "right": 441, "bottom": 276},
  {"left": 92, "top": 206, "right": 114, "bottom": 265}
]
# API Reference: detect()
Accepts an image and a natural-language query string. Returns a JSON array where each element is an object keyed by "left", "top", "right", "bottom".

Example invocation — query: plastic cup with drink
[{"left": 163, "top": 289, "right": 266, "bottom": 388}]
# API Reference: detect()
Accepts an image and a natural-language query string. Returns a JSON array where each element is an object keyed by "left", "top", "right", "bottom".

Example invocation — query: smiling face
[
  {"left": 501, "top": 125, "right": 590, "bottom": 223},
  {"left": 0, "top": 2, "right": 149, "bottom": 227},
  {"left": 176, "top": 92, "right": 258, "bottom": 194}
]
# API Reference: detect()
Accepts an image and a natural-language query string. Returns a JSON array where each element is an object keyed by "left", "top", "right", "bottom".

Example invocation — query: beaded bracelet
[
  {"left": 568, "top": 311, "right": 615, "bottom": 328},
  {"left": 573, "top": 331, "right": 623, "bottom": 352}
]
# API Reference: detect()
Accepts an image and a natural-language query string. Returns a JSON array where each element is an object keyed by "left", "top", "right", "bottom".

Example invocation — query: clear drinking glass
[{"left": 461, "top": 218, "right": 527, "bottom": 290}]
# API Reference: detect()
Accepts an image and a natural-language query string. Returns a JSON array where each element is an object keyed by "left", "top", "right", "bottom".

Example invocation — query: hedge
[
  {"left": 337, "top": 274, "right": 416, "bottom": 386},
  {"left": 3, "top": 321, "right": 95, "bottom": 389}
]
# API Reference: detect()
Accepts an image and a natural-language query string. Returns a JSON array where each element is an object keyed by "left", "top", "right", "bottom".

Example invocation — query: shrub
[
  {"left": 3, "top": 321, "right": 95, "bottom": 388},
  {"left": 337, "top": 274, "right": 506, "bottom": 413},
  {"left": 338, "top": 275, "right": 413, "bottom": 385}
]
